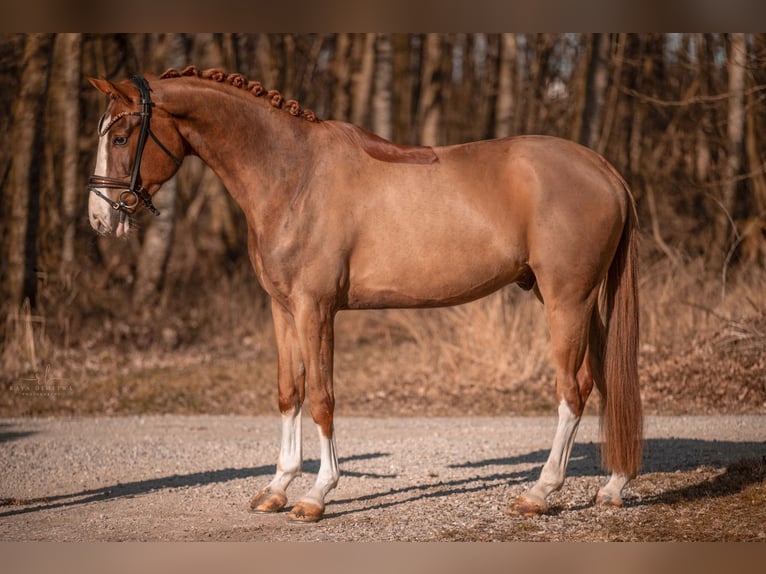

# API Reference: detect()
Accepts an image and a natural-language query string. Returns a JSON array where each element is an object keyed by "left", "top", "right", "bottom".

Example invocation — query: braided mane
[{"left": 159, "top": 66, "right": 319, "bottom": 123}]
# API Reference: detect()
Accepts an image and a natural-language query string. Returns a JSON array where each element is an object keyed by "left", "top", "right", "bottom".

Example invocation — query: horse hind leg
[
  {"left": 509, "top": 297, "right": 597, "bottom": 517},
  {"left": 583, "top": 304, "right": 631, "bottom": 507}
]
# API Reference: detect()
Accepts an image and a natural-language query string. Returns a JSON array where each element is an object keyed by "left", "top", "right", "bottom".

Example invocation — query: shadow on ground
[
  {"left": 2, "top": 433, "right": 763, "bottom": 519},
  {"left": 0, "top": 422, "right": 37, "bottom": 444}
]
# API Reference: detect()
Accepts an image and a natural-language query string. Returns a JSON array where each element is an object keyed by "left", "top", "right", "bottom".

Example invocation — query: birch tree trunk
[{"left": 4, "top": 33, "right": 54, "bottom": 309}]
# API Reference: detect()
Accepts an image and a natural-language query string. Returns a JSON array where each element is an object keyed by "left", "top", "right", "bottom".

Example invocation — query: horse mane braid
[{"left": 159, "top": 66, "right": 319, "bottom": 123}]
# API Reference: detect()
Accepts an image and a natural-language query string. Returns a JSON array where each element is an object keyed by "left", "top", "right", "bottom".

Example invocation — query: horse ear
[{"left": 87, "top": 77, "right": 134, "bottom": 103}]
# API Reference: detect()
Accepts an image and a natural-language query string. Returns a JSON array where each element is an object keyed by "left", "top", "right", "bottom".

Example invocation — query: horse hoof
[
  {"left": 249, "top": 489, "right": 287, "bottom": 513},
  {"left": 287, "top": 501, "right": 324, "bottom": 523},
  {"left": 595, "top": 491, "right": 623, "bottom": 508},
  {"left": 507, "top": 495, "right": 547, "bottom": 517}
]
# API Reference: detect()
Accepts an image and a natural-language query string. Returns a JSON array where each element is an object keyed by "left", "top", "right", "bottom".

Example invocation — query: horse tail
[{"left": 600, "top": 187, "right": 643, "bottom": 478}]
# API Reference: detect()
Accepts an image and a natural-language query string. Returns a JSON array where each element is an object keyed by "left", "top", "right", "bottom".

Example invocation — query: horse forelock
[{"left": 159, "top": 66, "right": 319, "bottom": 123}]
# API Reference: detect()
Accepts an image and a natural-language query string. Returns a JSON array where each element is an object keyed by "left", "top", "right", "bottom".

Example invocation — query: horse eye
[{"left": 113, "top": 135, "right": 128, "bottom": 146}]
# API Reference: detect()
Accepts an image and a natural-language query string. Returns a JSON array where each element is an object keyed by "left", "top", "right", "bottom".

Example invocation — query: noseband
[{"left": 88, "top": 75, "right": 182, "bottom": 218}]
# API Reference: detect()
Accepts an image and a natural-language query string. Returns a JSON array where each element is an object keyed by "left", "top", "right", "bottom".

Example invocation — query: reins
[{"left": 88, "top": 76, "right": 182, "bottom": 219}]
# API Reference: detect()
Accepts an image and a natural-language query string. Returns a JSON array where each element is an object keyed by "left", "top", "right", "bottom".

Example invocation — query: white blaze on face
[{"left": 89, "top": 113, "right": 121, "bottom": 235}]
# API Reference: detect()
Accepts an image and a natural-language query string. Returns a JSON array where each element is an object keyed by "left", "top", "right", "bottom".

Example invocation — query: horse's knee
[{"left": 278, "top": 382, "right": 304, "bottom": 414}]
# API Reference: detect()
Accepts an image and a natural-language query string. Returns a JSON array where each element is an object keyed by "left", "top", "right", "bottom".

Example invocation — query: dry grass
[
  {"left": 332, "top": 289, "right": 555, "bottom": 415},
  {"left": 1, "top": 255, "right": 764, "bottom": 417},
  {"left": 637, "top": 258, "right": 766, "bottom": 414},
  {"left": 1, "top": 299, "right": 51, "bottom": 380}
]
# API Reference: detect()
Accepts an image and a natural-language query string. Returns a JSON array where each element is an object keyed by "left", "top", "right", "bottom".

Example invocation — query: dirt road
[{"left": 1, "top": 415, "right": 764, "bottom": 541}]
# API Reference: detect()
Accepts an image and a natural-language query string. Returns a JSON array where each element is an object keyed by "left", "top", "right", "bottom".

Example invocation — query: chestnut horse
[{"left": 87, "top": 67, "right": 642, "bottom": 522}]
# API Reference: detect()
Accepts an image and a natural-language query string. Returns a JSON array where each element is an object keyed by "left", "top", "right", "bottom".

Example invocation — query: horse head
[{"left": 88, "top": 76, "right": 184, "bottom": 237}]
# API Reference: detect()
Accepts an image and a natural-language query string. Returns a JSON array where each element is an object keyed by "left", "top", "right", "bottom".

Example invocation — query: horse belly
[{"left": 345, "top": 222, "right": 526, "bottom": 309}]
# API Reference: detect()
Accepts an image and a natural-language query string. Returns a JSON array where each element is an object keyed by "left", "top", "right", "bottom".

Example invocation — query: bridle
[{"left": 88, "top": 75, "right": 182, "bottom": 219}]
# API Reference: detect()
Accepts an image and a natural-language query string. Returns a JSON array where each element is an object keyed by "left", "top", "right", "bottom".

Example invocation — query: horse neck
[{"left": 157, "top": 80, "right": 316, "bottom": 216}]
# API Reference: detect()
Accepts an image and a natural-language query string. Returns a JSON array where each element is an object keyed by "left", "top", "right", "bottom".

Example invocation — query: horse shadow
[
  {"left": 0, "top": 451, "right": 392, "bottom": 519},
  {"left": 1, "top": 433, "right": 763, "bottom": 520},
  {"left": 0, "top": 422, "right": 37, "bottom": 444},
  {"left": 327, "top": 437, "right": 766, "bottom": 518}
]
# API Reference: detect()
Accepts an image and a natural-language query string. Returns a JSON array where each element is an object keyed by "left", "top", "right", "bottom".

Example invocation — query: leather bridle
[{"left": 88, "top": 76, "right": 182, "bottom": 219}]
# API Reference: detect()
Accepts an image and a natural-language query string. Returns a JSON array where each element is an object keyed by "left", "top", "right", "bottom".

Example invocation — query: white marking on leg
[
  {"left": 527, "top": 400, "right": 581, "bottom": 502},
  {"left": 267, "top": 407, "right": 303, "bottom": 493},
  {"left": 597, "top": 472, "right": 629, "bottom": 506},
  {"left": 300, "top": 425, "right": 340, "bottom": 508}
]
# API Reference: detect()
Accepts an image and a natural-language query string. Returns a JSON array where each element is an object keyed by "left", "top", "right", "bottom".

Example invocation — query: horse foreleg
[
  {"left": 286, "top": 301, "right": 340, "bottom": 523},
  {"left": 288, "top": 425, "right": 339, "bottom": 522},
  {"left": 250, "top": 301, "right": 305, "bottom": 514}
]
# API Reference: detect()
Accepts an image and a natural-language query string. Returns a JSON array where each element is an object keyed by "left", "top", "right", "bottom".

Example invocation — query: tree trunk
[
  {"left": 4, "top": 33, "right": 54, "bottom": 309},
  {"left": 391, "top": 34, "right": 415, "bottom": 144},
  {"left": 716, "top": 33, "right": 747, "bottom": 265},
  {"left": 332, "top": 33, "right": 351, "bottom": 121},
  {"left": 512, "top": 34, "right": 529, "bottom": 136},
  {"left": 282, "top": 34, "right": 297, "bottom": 94},
  {"left": 597, "top": 33, "right": 625, "bottom": 155},
  {"left": 579, "top": 33, "right": 610, "bottom": 149},
  {"left": 523, "top": 34, "right": 555, "bottom": 134},
  {"left": 255, "top": 34, "right": 279, "bottom": 89},
  {"left": 372, "top": 34, "right": 393, "bottom": 140},
  {"left": 745, "top": 62, "right": 766, "bottom": 217},
  {"left": 471, "top": 34, "right": 499, "bottom": 141},
  {"left": 440, "top": 34, "right": 460, "bottom": 144},
  {"left": 694, "top": 34, "right": 713, "bottom": 185},
  {"left": 418, "top": 33, "right": 443, "bottom": 146},
  {"left": 495, "top": 33, "right": 517, "bottom": 139},
  {"left": 57, "top": 33, "right": 83, "bottom": 269},
  {"left": 351, "top": 33, "right": 376, "bottom": 129}
]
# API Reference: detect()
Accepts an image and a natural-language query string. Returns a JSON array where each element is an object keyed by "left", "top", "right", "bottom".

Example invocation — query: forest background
[{"left": 1, "top": 33, "right": 764, "bottom": 417}]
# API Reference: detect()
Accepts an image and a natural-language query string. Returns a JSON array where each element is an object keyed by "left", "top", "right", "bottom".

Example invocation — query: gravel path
[{"left": 1, "top": 415, "right": 764, "bottom": 541}]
